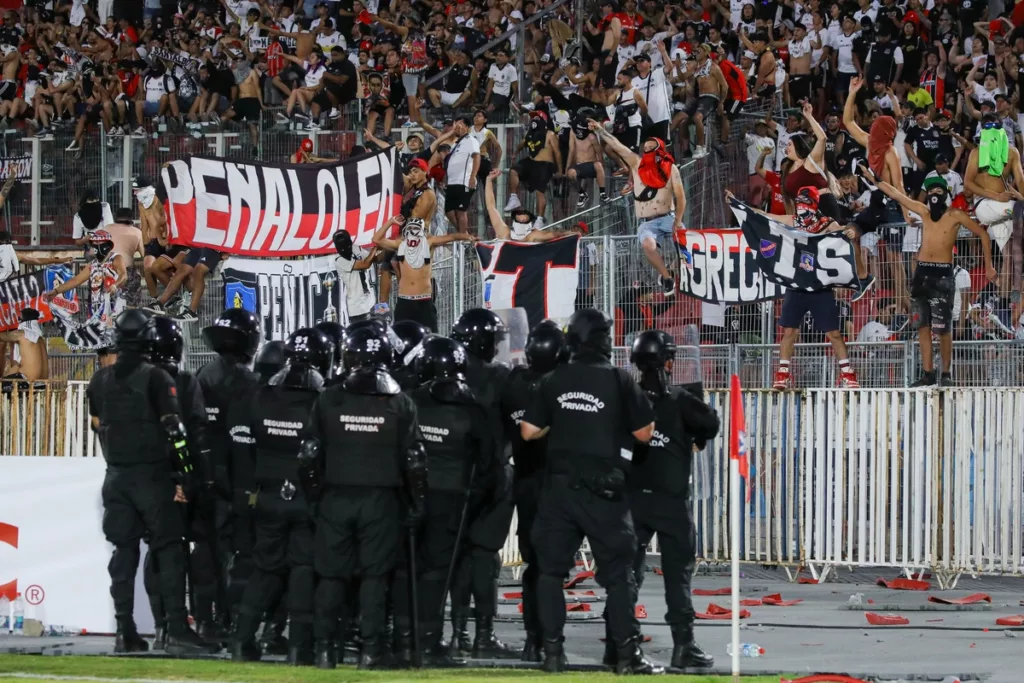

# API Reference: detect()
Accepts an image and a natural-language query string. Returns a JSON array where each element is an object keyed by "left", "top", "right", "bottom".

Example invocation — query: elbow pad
[{"left": 161, "top": 414, "right": 193, "bottom": 474}]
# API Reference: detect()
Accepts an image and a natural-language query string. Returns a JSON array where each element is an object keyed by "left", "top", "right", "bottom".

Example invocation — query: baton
[
  {"left": 439, "top": 461, "right": 477, "bottom": 623},
  {"left": 408, "top": 529, "right": 422, "bottom": 668}
]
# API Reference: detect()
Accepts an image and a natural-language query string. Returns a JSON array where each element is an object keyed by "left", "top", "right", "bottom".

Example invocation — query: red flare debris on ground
[
  {"left": 927, "top": 593, "right": 991, "bottom": 605},
  {"left": 864, "top": 612, "right": 910, "bottom": 626},
  {"left": 693, "top": 587, "right": 732, "bottom": 596},
  {"left": 695, "top": 603, "right": 751, "bottom": 620},
  {"left": 762, "top": 593, "right": 803, "bottom": 606},
  {"left": 876, "top": 577, "right": 931, "bottom": 591}
]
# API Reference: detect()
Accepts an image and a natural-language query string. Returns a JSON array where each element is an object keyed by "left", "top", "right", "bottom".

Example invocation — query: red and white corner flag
[
  {"left": 729, "top": 373, "right": 749, "bottom": 481},
  {"left": 728, "top": 373, "right": 746, "bottom": 679}
]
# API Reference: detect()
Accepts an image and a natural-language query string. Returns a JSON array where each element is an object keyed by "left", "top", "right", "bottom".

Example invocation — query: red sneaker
[
  {"left": 773, "top": 369, "right": 792, "bottom": 390},
  {"left": 840, "top": 370, "right": 860, "bottom": 388}
]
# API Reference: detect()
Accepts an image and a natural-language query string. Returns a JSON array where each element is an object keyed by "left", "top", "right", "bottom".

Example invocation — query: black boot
[
  {"left": 167, "top": 625, "right": 219, "bottom": 656},
  {"left": 151, "top": 626, "right": 167, "bottom": 652},
  {"left": 197, "top": 621, "right": 230, "bottom": 647},
  {"left": 542, "top": 638, "right": 568, "bottom": 673},
  {"left": 615, "top": 638, "right": 665, "bottom": 675},
  {"left": 314, "top": 640, "right": 337, "bottom": 669},
  {"left": 447, "top": 613, "right": 472, "bottom": 657},
  {"left": 288, "top": 624, "right": 315, "bottom": 666},
  {"left": 114, "top": 618, "right": 149, "bottom": 654},
  {"left": 422, "top": 628, "right": 465, "bottom": 667},
  {"left": 521, "top": 633, "right": 543, "bottom": 663},
  {"left": 231, "top": 640, "right": 262, "bottom": 662},
  {"left": 602, "top": 638, "right": 618, "bottom": 668},
  {"left": 261, "top": 620, "right": 289, "bottom": 656},
  {"left": 472, "top": 615, "right": 520, "bottom": 659},
  {"left": 287, "top": 645, "right": 315, "bottom": 666},
  {"left": 392, "top": 624, "right": 413, "bottom": 667},
  {"left": 358, "top": 637, "right": 389, "bottom": 670},
  {"left": 670, "top": 627, "right": 713, "bottom": 669}
]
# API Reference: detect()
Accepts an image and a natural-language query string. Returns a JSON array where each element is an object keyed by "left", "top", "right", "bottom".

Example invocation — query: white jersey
[
  {"left": 631, "top": 68, "right": 670, "bottom": 123},
  {"left": 468, "top": 125, "right": 497, "bottom": 158}
]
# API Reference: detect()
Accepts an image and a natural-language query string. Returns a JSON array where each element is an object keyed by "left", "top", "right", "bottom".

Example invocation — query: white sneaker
[
  {"left": 693, "top": 145, "right": 708, "bottom": 159},
  {"left": 329, "top": 107, "right": 341, "bottom": 120},
  {"left": 132, "top": 126, "right": 146, "bottom": 136},
  {"left": 275, "top": 112, "right": 289, "bottom": 123},
  {"left": 533, "top": 216, "right": 545, "bottom": 230},
  {"left": 65, "top": 140, "right": 80, "bottom": 151},
  {"left": 504, "top": 195, "right": 522, "bottom": 212},
  {"left": 306, "top": 121, "right": 321, "bottom": 131}
]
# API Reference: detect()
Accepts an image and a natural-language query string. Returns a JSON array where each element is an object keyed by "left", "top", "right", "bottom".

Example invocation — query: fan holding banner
[{"left": 723, "top": 190, "right": 862, "bottom": 389}]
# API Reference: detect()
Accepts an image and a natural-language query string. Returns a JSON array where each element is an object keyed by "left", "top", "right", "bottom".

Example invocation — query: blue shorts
[
  {"left": 637, "top": 213, "right": 677, "bottom": 245},
  {"left": 779, "top": 289, "right": 840, "bottom": 333}
]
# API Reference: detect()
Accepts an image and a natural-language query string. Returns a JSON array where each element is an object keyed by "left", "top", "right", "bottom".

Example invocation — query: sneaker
[
  {"left": 504, "top": 194, "right": 522, "bottom": 211},
  {"left": 692, "top": 145, "right": 708, "bottom": 159},
  {"left": 939, "top": 373, "right": 954, "bottom": 387},
  {"left": 35, "top": 127, "right": 52, "bottom": 138},
  {"left": 599, "top": 191, "right": 609, "bottom": 201},
  {"left": 306, "top": 121, "right": 321, "bottom": 131},
  {"left": 132, "top": 126, "right": 146, "bottom": 136},
  {"left": 275, "top": 112, "right": 289, "bottom": 124},
  {"left": 65, "top": 140, "right": 80, "bottom": 152},
  {"left": 839, "top": 370, "right": 860, "bottom": 388},
  {"left": 329, "top": 108, "right": 341, "bottom": 120},
  {"left": 576, "top": 191, "right": 589, "bottom": 209},
  {"left": 911, "top": 371, "right": 937, "bottom": 387},
  {"left": 145, "top": 303, "right": 166, "bottom": 314},
  {"left": 851, "top": 274, "right": 876, "bottom": 302},
  {"left": 533, "top": 216, "right": 545, "bottom": 230},
  {"left": 773, "top": 369, "right": 792, "bottom": 390},
  {"left": 401, "top": 120, "right": 416, "bottom": 128},
  {"left": 661, "top": 276, "right": 675, "bottom": 298},
  {"left": 293, "top": 111, "right": 310, "bottom": 121},
  {"left": 175, "top": 309, "right": 198, "bottom": 322}
]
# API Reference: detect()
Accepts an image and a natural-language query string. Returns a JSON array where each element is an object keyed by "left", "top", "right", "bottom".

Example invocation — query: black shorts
[
  {"left": 512, "top": 158, "right": 555, "bottom": 193},
  {"left": 779, "top": 289, "right": 840, "bottom": 333},
  {"left": 446, "top": 184, "right": 475, "bottom": 212},
  {"left": 476, "top": 157, "right": 492, "bottom": 182},
  {"left": 144, "top": 239, "right": 165, "bottom": 259},
  {"left": 0, "top": 81, "right": 16, "bottom": 102},
  {"left": 724, "top": 98, "right": 745, "bottom": 121},
  {"left": 910, "top": 262, "right": 955, "bottom": 333},
  {"left": 574, "top": 162, "right": 597, "bottom": 179},
  {"left": 790, "top": 74, "right": 812, "bottom": 104},
  {"left": 685, "top": 95, "right": 718, "bottom": 120},
  {"left": 490, "top": 93, "right": 510, "bottom": 112},
  {"left": 394, "top": 296, "right": 438, "bottom": 332},
  {"left": 185, "top": 247, "right": 221, "bottom": 271},
  {"left": 756, "top": 84, "right": 776, "bottom": 99},
  {"left": 598, "top": 54, "right": 617, "bottom": 89},
  {"left": 159, "top": 245, "right": 189, "bottom": 264},
  {"left": 615, "top": 127, "right": 641, "bottom": 152},
  {"left": 642, "top": 119, "right": 670, "bottom": 143},
  {"left": 232, "top": 96, "right": 260, "bottom": 122}
]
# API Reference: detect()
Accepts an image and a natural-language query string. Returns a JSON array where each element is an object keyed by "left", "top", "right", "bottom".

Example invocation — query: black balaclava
[
  {"left": 78, "top": 195, "right": 103, "bottom": 232},
  {"left": 927, "top": 188, "right": 949, "bottom": 222}
]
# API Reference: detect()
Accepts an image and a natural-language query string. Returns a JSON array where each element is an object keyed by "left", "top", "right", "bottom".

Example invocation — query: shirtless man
[
  {"left": 675, "top": 44, "right": 728, "bottom": 161},
  {"left": 588, "top": 118, "right": 683, "bottom": 297},
  {"left": 371, "top": 158, "right": 476, "bottom": 331},
  {"left": 774, "top": 24, "right": 820, "bottom": 108},
  {"left": 0, "top": 308, "right": 48, "bottom": 381},
  {"left": 136, "top": 175, "right": 187, "bottom": 306},
  {"left": 484, "top": 169, "right": 579, "bottom": 242},
  {"left": 964, "top": 115, "right": 1024, "bottom": 314},
  {"left": 843, "top": 75, "right": 907, "bottom": 294},
  {"left": 879, "top": 177, "right": 997, "bottom": 387},
  {"left": 566, "top": 114, "right": 607, "bottom": 208},
  {"left": 506, "top": 111, "right": 563, "bottom": 222},
  {"left": 221, "top": 59, "right": 264, "bottom": 153},
  {"left": 743, "top": 31, "right": 778, "bottom": 100},
  {"left": 0, "top": 40, "right": 22, "bottom": 121}
]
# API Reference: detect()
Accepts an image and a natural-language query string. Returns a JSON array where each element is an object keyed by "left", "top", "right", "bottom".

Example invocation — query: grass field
[{"left": 0, "top": 656, "right": 785, "bottom": 683}]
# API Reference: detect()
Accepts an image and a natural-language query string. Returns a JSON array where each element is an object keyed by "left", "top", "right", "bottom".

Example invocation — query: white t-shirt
[
  {"left": 316, "top": 31, "right": 346, "bottom": 52},
  {"left": 632, "top": 68, "right": 670, "bottom": 123},
  {"left": 72, "top": 202, "right": 114, "bottom": 239},
  {"left": 445, "top": 134, "right": 482, "bottom": 187},
  {"left": 635, "top": 32, "right": 668, "bottom": 70},
  {"left": 972, "top": 82, "right": 1005, "bottom": 105},
  {"left": 857, "top": 321, "right": 892, "bottom": 343},
  {"left": 923, "top": 169, "right": 964, "bottom": 198},
  {"left": 227, "top": 0, "right": 259, "bottom": 17},
  {"left": 488, "top": 63, "right": 517, "bottom": 97},
  {"left": 145, "top": 74, "right": 175, "bottom": 103},
  {"left": 0, "top": 243, "right": 18, "bottom": 281},
  {"left": 745, "top": 133, "right": 775, "bottom": 174},
  {"left": 853, "top": 7, "right": 877, "bottom": 24},
  {"left": 70, "top": 0, "right": 88, "bottom": 27},
  {"left": 335, "top": 248, "right": 375, "bottom": 319},
  {"left": 789, "top": 36, "right": 811, "bottom": 59},
  {"left": 832, "top": 31, "right": 858, "bottom": 74},
  {"left": 304, "top": 61, "right": 326, "bottom": 88},
  {"left": 952, "top": 266, "right": 971, "bottom": 323}
]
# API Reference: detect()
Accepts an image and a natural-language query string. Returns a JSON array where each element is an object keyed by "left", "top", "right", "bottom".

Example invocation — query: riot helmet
[
  {"left": 143, "top": 315, "right": 184, "bottom": 370},
  {"left": 416, "top": 335, "right": 468, "bottom": 384},
  {"left": 254, "top": 340, "right": 287, "bottom": 381},
  {"left": 284, "top": 327, "right": 333, "bottom": 378},
  {"left": 343, "top": 324, "right": 393, "bottom": 371},
  {"left": 525, "top": 320, "right": 567, "bottom": 373},
  {"left": 566, "top": 308, "right": 613, "bottom": 359},
  {"left": 451, "top": 308, "right": 507, "bottom": 362},
  {"left": 391, "top": 320, "right": 430, "bottom": 371},
  {"left": 630, "top": 329, "right": 676, "bottom": 394},
  {"left": 201, "top": 307, "right": 262, "bottom": 360},
  {"left": 315, "top": 321, "right": 346, "bottom": 375},
  {"left": 114, "top": 308, "right": 151, "bottom": 352}
]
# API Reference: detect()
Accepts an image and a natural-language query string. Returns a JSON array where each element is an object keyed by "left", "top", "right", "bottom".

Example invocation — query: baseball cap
[
  {"left": 635, "top": 52, "right": 651, "bottom": 62},
  {"left": 575, "top": 221, "right": 589, "bottom": 235},
  {"left": 300, "top": 138, "right": 313, "bottom": 153},
  {"left": 743, "top": 50, "right": 756, "bottom": 59},
  {"left": 871, "top": 73, "right": 885, "bottom": 83},
  {"left": 407, "top": 132, "right": 424, "bottom": 143},
  {"left": 132, "top": 175, "right": 153, "bottom": 189},
  {"left": 408, "top": 158, "right": 429, "bottom": 172},
  {"left": 934, "top": 152, "right": 951, "bottom": 164}
]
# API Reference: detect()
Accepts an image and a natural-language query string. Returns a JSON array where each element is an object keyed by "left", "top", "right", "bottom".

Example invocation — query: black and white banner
[
  {"left": 728, "top": 196, "right": 857, "bottom": 292},
  {"left": 675, "top": 228, "right": 782, "bottom": 304},
  {"left": 162, "top": 148, "right": 402, "bottom": 257},
  {"left": 222, "top": 255, "right": 348, "bottom": 341},
  {"left": 0, "top": 156, "right": 32, "bottom": 180},
  {"left": 475, "top": 235, "right": 580, "bottom": 329},
  {"left": 150, "top": 47, "right": 199, "bottom": 74}
]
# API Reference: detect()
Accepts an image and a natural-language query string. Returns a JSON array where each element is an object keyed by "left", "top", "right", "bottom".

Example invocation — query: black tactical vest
[
  {"left": 502, "top": 366, "right": 548, "bottom": 479},
  {"left": 409, "top": 384, "right": 479, "bottom": 491},
  {"left": 251, "top": 384, "right": 320, "bottom": 483},
  {"left": 93, "top": 363, "right": 167, "bottom": 466},
  {"left": 629, "top": 388, "right": 692, "bottom": 496},
  {"left": 320, "top": 387, "right": 408, "bottom": 488}
]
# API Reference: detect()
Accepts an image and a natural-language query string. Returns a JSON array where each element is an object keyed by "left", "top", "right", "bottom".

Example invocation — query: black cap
[
  {"left": 133, "top": 175, "right": 153, "bottom": 189},
  {"left": 872, "top": 73, "right": 885, "bottom": 83},
  {"left": 635, "top": 52, "right": 651, "bottom": 62},
  {"left": 935, "top": 153, "right": 951, "bottom": 164}
]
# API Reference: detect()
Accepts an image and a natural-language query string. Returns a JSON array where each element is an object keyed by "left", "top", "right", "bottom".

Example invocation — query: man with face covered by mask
[
  {"left": 332, "top": 230, "right": 377, "bottom": 323},
  {"left": 45, "top": 231, "right": 127, "bottom": 330},
  {"left": 567, "top": 108, "right": 608, "bottom": 208},
  {"left": 878, "top": 177, "right": 997, "bottom": 386},
  {"left": 372, "top": 158, "right": 476, "bottom": 332},
  {"left": 505, "top": 110, "right": 564, "bottom": 222},
  {"left": 483, "top": 170, "right": 581, "bottom": 243},
  {"left": 520, "top": 308, "right": 660, "bottom": 674},
  {"left": 72, "top": 190, "right": 114, "bottom": 246}
]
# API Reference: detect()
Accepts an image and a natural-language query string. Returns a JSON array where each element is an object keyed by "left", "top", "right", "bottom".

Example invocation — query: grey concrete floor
[{"left": 2, "top": 567, "right": 1022, "bottom": 682}]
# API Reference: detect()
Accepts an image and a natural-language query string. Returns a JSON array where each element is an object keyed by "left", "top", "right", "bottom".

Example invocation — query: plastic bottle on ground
[
  {"left": 0, "top": 596, "right": 9, "bottom": 633},
  {"left": 12, "top": 593, "right": 24, "bottom": 635},
  {"left": 726, "top": 643, "right": 765, "bottom": 657}
]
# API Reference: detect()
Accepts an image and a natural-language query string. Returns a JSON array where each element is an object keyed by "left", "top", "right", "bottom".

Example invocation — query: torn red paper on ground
[
  {"left": 503, "top": 591, "right": 522, "bottom": 600},
  {"left": 927, "top": 593, "right": 991, "bottom": 605},
  {"left": 762, "top": 592, "right": 803, "bottom": 606},
  {"left": 798, "top": 577, "right": 820, "bottom": 584},
  {"left": 693, "top": 587, "right": 731, "bottom": 596},
  {"left": 781, "top": 676, "right": 870, "bottom": 683},
  {"left": 563, "top": 570, "right": 595, "bottom": 589},
  {"left": 876, "top": 577, "right": 931, "bottom": 591},
  {"left": 695, "top": 603, "right": 751, "bottom": 620},
  {"left": 740, "top": 598, "right": 763, "bottom": 606},
  {"left": 635, "top": 605, "right": 647, "bottom": 619},
  {"left": 995, "top": 615, "right": 1024, "bottom": 626},
  {"left": 566, "top": 603, "right": 591, "bottom": 612},
  {"left": 865, "top": 612, "right": 909, "bottom": 626}
]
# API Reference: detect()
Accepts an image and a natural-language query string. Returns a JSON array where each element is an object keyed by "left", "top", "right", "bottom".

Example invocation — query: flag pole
[{"left": 729, "top": 376, "right": 742, "bottom": 682}]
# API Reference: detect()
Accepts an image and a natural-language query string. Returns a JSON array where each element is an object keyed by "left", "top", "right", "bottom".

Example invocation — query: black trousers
[
  {"left": 531, "top": 481, "right": 639, "bottom": 646},
  {"left": 225, "top": 489, "right": 254, "bottom": 624},
  {"left": 514, "top": 473, "right": 543, "bottom": 637},
  {"left": 184, "top": 496, "right": 221, "bottom": 625},
  {"left": 102, "top": 464, "right": 188, "bottom": 632},
  {"left": 451, "top": 491, "right": 513, "bottom": 622},
  {"left": 237, "top": 487, "right": 316, "bottom": 647},
  {"left": 413, "top": 490, "right": 465, "bottom": 639},
  {"left": 313, "top": 487, "right": 399, "bottom": 644},
  {"left": 629, "top": 490, "right": 696, "bottom": 631}
]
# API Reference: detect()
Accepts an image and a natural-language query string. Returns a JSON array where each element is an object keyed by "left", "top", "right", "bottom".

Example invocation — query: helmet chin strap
[{"left": 639, "top": 366, "right": 671, "bottom": 395}]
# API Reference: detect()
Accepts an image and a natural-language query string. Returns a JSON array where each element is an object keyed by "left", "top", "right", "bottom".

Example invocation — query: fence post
[
  {"left": 99, "top": 124, "right": 107, "bottom": 205},
  {"left": 311, "top": 126, "right": 320, "bottom": 156},
  {"left": 215, "top": 132, "right": 227, "bottom": 159},
  {"left": 454, "top": 243, "right": 465, "bottom": 321},
  {"left": 121, "top": 134, "right": 133, "bottom": 210},
  {"left": 605, "top": 235, "right": 616, "bottom": 319},
  {"left": 903, "top": 340, "right": 914, "bottom": 387},
  {"left": 26, "top": 136, "right": 41, "bottom": 244}
]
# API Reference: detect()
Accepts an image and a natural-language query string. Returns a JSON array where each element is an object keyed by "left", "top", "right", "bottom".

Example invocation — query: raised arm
[
  {"left": 801, "top": 101, "right": 827, "bottom": 163},
  {"left": 843, "top": 76, "right": 869, "bottom": 147},
  {"left": 588, "top": 119, "right": 639, "bottom": 168},
  {"left": 484, "top": 169, "right": 510, "bottom": 239},
  {"left": 372, "top": 216, "right": 403, "bottom": 251},
  {"left": 878, "top": 180, "right": 927, "bottom": 216}
]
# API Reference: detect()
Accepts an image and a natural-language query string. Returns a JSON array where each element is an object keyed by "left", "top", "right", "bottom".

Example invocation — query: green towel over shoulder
[{"left": 979, "top": 128, "right": 1009, "bottom": 176}]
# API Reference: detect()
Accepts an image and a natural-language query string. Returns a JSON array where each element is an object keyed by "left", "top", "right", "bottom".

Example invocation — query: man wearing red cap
[
  {"left": 291, "top": 138, "right": 333, "bottom": 164},
  {"left": 371, "top": 158, "right": 476, "bottom": 331}
]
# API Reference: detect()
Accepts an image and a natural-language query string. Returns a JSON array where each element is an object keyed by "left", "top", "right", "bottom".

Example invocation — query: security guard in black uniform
[
  {"left": 407, "top": 335, "right": 500, "bottom": 665},
  {"left": 447, "top": 308, "right": 518, "bottom": 659},
  {"left": 391, "top": 320, "right": 430, "bottom": 391},
  {"left": 300, "top": 325, "right": 427, "bottom": 670},
  {"left": 520, "top": 308, "right": 661, "bottom": 674},
  {"left": 629, "top": 330, "right": 719, "bottom": 670},
  {"left": 88, "top": 310, "right": 211, "bottom": 656},
  {"left": 233, "top": 329, "right": 333, "bottom": 665},
  {"left": 140, "top": 316, "right": 219, "bottom": 649},
  {"left": 499, "top": 320, "right": 567, "bottom": 662},
  {"left": 314, "top": 321, "right": 345, "bottom": 385},
  {"left": 196, "top": 308, "right": 262, "bottom": 628},
  {"left": 226, "top": 339, "right": 289, "bottom": 655}
]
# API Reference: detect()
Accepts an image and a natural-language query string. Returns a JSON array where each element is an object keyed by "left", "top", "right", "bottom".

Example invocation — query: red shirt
[
  {"left": 266, "top": 41, "right": 284, "bottom": 78},
  {"left": 118, "top": 70, "right": 140, "bottom": 98},
  {"left": 764, "top": 171, "right": 786, "bottom": 214},
  {"left": 719, "top": 59, "right": 748, "bottom": 102}
]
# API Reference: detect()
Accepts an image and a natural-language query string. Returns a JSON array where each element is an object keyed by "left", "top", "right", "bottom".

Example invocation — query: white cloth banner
[{"left": 0, "top": 457, "right": 153, "bottom": 635}]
